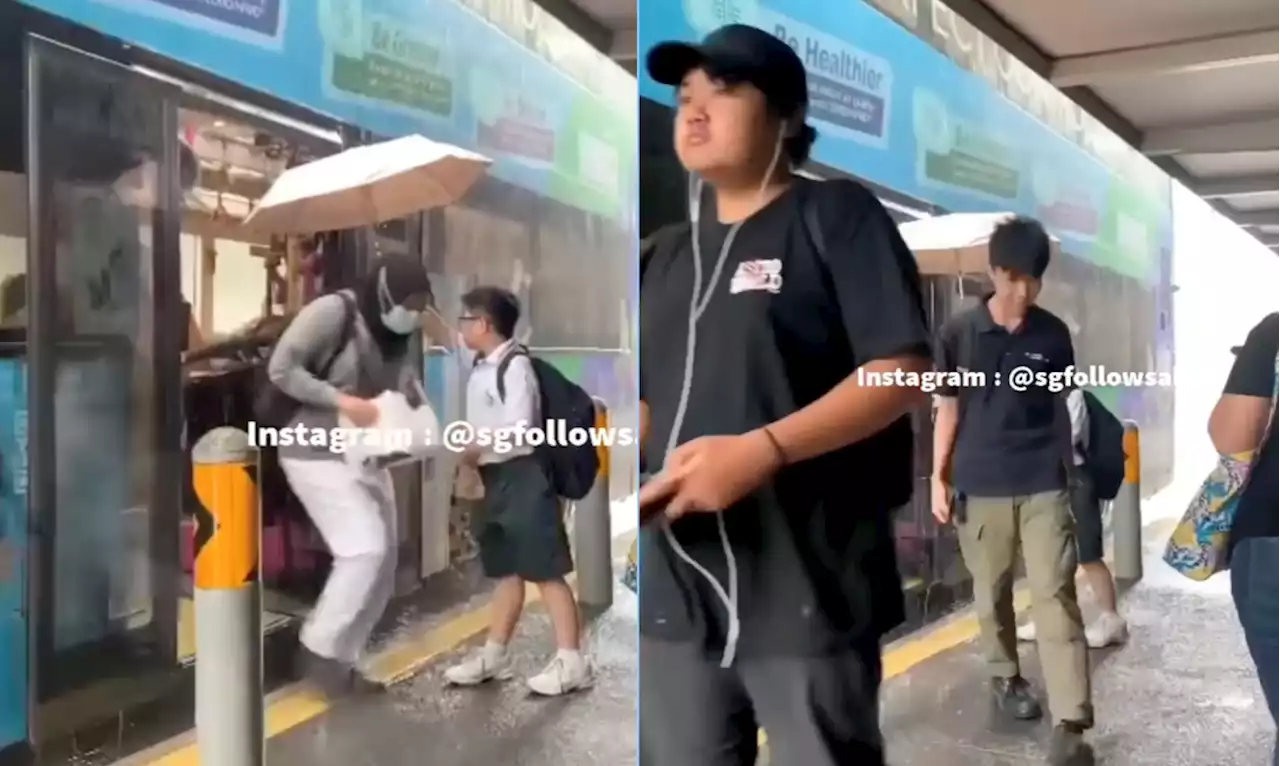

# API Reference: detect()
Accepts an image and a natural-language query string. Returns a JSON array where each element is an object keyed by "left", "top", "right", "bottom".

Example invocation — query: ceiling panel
[
  {"left": 571, "top": 0, "right": 634, "bottom": 27},
  {"left": 937, "top": 0, "right": 1277, "bottom": 249},
  {"left": 978, "top": 0, "right": 1278, "bottom": 57},
  {"left": 1178, "top": 150, "right": 1280, "bottom": 177},
  {"left": 1091, "top": 62, "right": 1278, "bottom": 127},
  {"left": 1227, "top": 192, "right": 1280, "bottom": 211}
]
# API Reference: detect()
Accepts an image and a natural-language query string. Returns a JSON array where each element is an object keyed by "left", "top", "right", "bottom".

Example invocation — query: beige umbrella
[
  {"left": 898, "top": 213, "right": 1061, "bottom": 276},
  {"left": 243, "top": 134, "right": 492, "bottom": 235}
]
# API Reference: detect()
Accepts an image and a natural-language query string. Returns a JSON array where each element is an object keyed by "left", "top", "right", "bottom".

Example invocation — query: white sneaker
[
  {"left": 1085, "top": 612, "right": 1129, "bottom": 649},
  {"left": 526, "top": 653, "right": 595, "bottom": 696},
  {"left": 1016, "top": 620, "right": 1037, "bottom": 642},
  {"left": 443, "top": 647, "right": 513, "bottom": 686}
]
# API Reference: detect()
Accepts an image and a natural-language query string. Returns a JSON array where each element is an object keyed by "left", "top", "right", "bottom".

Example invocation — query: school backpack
[
  {"left": 496, "top": 348, "right": 600, "bottom": 500},
  {"left": 252, "top": 292, "right": 357, "bottom": 428},
  {"left": 1081, "top": 390, "right": 1126, "bottom": 501}
]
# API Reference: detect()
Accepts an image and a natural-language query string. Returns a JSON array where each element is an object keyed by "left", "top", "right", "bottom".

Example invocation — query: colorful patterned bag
[
  {"left": 622, "top": 536, "right": 638, "bottom": 593},
  {"left": 1163, "top": 354, "right": 1279, "bottom": 581}
]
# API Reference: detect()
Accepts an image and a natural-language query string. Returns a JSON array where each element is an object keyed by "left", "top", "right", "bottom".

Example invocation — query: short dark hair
[
  {"left": 784, "top": 123, "right": 817, "bottom": 166},
  {"left": 461, "top": 286, "right": 520, "bottom": 339},
  {"left": 989, "top": 217, "right": 1051, "bottom": 279}
]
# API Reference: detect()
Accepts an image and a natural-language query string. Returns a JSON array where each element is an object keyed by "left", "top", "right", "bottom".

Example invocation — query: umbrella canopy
[
  {"left": 898, "top": 212, "right": 1061, "bottom": 276},
  {"left": 243, "top": 134, "right": 492, "bottom": 235}
]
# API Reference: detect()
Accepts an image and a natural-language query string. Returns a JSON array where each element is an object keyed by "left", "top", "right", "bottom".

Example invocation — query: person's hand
[
  {"left": 460, "top": 446, "right": 481, "bottom": 467},
  {"left": 422, "top": 307, "right": 456, "bottom": 349},
  {"left": 931, "top": 476, "right": 953, "bottom": 525},
  {"left": 338, "top": 394, "right": 379, "bottom": 428},
  {"left": 404, "top": 384, "right": 425, "bottom": 410},
  {"left": 639, "top": 430, "right": 784, "bottom": 521}
]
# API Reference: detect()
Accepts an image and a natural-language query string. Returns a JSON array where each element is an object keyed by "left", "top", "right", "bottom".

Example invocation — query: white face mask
[{"left": 377, "top": 268, "right": 420, "bottom": 335}]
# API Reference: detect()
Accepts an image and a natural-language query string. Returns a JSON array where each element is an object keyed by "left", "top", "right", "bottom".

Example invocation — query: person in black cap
[{"left": 637, "top": 24, "right": 932, "bottom": 766}]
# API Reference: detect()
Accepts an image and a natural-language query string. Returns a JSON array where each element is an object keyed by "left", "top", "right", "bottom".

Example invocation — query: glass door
[{"left": 25, "top": 36, "right": 183, "bottom": 711}]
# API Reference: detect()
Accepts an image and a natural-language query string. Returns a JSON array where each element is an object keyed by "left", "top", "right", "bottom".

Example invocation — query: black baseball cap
[{"left": 647, "top": 24, "right": 809, "bottom": 118}]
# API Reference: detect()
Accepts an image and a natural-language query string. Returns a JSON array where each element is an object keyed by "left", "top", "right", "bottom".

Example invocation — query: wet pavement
[
  {"left": 876, "top": 496, "right": 1275, "bottom": 765},
  {"left": 268, "top": 580, "right": 637, "bottom": 766},
  {"left": 266, "top": 489, "right": 1275, "bottom": 766}
]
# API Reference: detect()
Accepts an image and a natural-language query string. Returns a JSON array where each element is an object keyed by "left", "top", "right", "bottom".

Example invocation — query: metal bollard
[
  {"left": 1112, "top": 421, "right": 1143, "bottom": 582},
  {"left": 574, "top": 399, "right": 613, "bottom": 610},
  {"left": 192, "top": 427, "right": 264, "bottom": 766}
]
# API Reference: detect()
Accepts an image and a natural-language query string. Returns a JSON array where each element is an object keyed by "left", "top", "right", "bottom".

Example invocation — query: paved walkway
[
  {"left": 234, "top": 486, "right": 1278, "bottom": 765},
  {"left": 267, "top": 581, "right": 637, "bottom": 766},
  {"left": 875, "top": 488, "right": 1275, "bottom": 765}
]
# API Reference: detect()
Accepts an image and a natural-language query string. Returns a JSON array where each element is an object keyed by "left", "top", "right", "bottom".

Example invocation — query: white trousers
[{"left": 280, "top": 458, "right": 398, "bottom": 664}]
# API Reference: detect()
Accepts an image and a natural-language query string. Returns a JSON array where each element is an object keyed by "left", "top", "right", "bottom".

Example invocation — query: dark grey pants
[
  {"left": 639, "top": 637, "right": 885, "bottom": 766},
  {"left": 476, "top": 455, "right": 572, "bottom": 582}
]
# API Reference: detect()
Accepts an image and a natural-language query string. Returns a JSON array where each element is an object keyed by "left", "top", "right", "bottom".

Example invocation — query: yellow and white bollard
[
  {"left": 574, "top": 399, "right": 614, "bottom": 611},
  {"left": 192, "top": 426, "right": 264, "bottom": 766},
  {"left": 1112, "top": 421, "right": 1143, "bottom": 582}
]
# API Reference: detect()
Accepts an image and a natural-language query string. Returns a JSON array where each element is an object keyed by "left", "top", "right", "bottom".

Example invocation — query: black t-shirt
[
  {"left": 638, "top": 178, "right": 931, "bottom": 658},
  {"left": 936, "top": 301, "right": 1075, "bottom": 496},
  {"left": 1224, "top": 312, "right": 1278, "bottom": 546}
]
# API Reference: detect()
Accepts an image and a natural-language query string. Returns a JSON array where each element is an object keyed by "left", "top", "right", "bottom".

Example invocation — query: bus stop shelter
[
  {"left": 550, "top": 0, "right": 1275, "bottom": 248},
  {"left": 917, "top": 0, "right": 1278, "bottom": 251}
]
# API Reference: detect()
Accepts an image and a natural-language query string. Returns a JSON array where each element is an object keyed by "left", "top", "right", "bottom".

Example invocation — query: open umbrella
[
  {"left": 243, "top": 134, "right": 492, "bottom": 235},
  {"left": 898, "top": 212, "right": 1061, "bottom": 276}
]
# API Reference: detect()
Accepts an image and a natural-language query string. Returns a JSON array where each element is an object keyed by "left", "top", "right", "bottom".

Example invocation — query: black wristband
[{"left": 760, "top": 426, "right": 789, "bottom": 467}]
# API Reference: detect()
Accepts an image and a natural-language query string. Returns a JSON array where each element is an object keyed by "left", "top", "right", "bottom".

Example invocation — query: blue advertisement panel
[
  {"left": 20, "top": 0, "right": 634, "bottom": 221},
  {"left": 95, "top": 0, "right": 286, "bottom": 45},
  {"left": 639, "top": 0, "right": 1172, "bottom": 286},
  {"left": 0, "top": 360, "right": 27, "bottom": 751}
]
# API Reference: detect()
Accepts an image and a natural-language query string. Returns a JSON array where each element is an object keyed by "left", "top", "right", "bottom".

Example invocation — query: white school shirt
[{"left": 461, "top": 338, "right": 539, "bottom": 465}]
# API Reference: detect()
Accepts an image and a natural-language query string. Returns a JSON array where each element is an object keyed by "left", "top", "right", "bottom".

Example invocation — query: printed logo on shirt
[
  {"left": 1024, "top": 352, "right": 1048, "bottom": 363},
  {"left": 728, "top": 259, "right": 783, "bottom": 295}
]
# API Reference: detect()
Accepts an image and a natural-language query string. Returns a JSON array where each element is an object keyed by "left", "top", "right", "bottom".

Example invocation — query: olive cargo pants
[{"left": 956, "top": 490, "right": 1093, "bottom": 726}]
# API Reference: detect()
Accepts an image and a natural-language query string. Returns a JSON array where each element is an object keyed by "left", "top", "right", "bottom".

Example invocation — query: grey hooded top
[{"left": 267, "top": 290, "right": 426, "bottom": 461}]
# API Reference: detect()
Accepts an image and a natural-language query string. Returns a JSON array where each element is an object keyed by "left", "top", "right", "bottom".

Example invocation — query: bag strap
[
  {"left": 1229, "top": 353, "right": 1280, "bottom": 504},
  {"left": 316, "top": 292, "right": 356, "bottom": 380},
  {"left": 1249, "top": 353, "right": 1280, "bottom": 456},
  {"left": 494, "top": 345, "right": 528, "bottom": 403},
  {"left": 639, "top": 223, "right": 691, "bottom": 288},
  {"left": 941, "top": 318, "right": 982, "bottom": 426},
  {"left": 802, "top": 193, "right": 828, "bottom": 266},
  {"left": 799, "top": 186, "right": 853, "bottom": 349},
  {"left": 952, "top": 326, "right": 973, "bottom": 427},
  {"left": 639, "top": 232, "right": 658, "bottom": 286}
]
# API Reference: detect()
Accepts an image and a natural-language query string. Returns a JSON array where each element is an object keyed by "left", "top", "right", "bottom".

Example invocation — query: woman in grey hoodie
[{"left": 267, "top": 252, "right": 432, "bottom": 696}]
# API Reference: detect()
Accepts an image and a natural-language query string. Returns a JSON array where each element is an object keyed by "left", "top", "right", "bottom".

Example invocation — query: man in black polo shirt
[
  {"left": 636, "top": 24, "right": 932, "bottom": 766},
  {"left": 931, "top": 218, "right": 1093, "bottom": 765}
]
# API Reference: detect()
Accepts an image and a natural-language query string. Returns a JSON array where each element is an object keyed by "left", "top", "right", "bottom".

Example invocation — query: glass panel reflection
[{"left": 35, "top": 42, "right": 166, "bottom": 687}]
